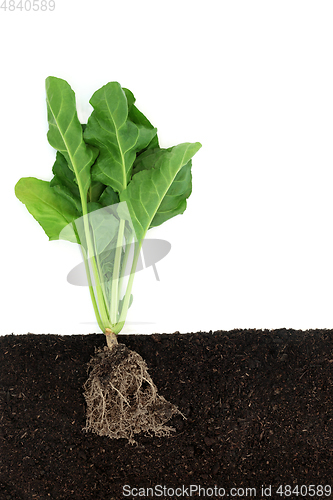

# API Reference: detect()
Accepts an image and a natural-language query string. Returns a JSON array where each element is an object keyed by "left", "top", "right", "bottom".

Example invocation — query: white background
[{"left": 2, "top": 1, "right": 333, "bottom": 336}]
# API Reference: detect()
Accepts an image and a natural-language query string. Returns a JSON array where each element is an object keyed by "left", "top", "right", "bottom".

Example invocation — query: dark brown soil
[{"left": 1, "top": 329, "right": 333, "bottom": 499}]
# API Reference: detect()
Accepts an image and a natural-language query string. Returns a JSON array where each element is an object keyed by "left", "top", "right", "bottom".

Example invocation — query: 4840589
[{"left": 0, "top": 0, "right": 55, "bottom": 11}]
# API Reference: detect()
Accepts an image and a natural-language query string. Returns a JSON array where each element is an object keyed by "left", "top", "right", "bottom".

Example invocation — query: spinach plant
[{"left": 15, "top": 77, "right": 201, "bottom": 345}]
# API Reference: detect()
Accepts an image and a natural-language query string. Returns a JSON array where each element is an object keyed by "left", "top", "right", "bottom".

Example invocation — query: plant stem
[
  {"left": 114, "top": 239, "right": 143, "bottom": 333},
  {"left": 81, "top": 198, "right": 110, "bottom": 331},
  {"left": 105, "top": 328, "right": 118, "bottom": 350},
  {"left": 91, "top": 232, "right": 110, "bottom": 323},
  {"left": 74, "top": 221, "right": 105, "bottom": 332},
  {"left": 80, "top": 246, "right": 104, "bottom": 332},
  {"left": 110, "top": 218, "right": 125, "bottom": 325},
  {"left": 116, "top": 233, "right": 133, "bottom": 322}
]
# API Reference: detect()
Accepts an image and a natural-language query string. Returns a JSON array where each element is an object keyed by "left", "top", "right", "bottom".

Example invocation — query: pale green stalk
[
  {"left": 91, "top": 230, "right": 110, "bottom": 322},
  {"left": 74, "top": 221, "right": 105, "bottom": 332},
  {"left": 113, "top": 239, "right": 143, "bottom": 333},
  {"left": 116, "top": 233, "right": 134, "bottom": 322},
  {"left": 80, "top": 246, "right": 104, "bottom": 332},
  {"left": 80, "top": 199, "right": 110, "bottom": 330},
  {"left": 110, "top": 218, "right": 125, "bottom": 325}
]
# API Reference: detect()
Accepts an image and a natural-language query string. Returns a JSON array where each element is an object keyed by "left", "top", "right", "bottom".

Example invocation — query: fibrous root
[{"left": 83, "top": 342, "right": 182, "bottom": 444}]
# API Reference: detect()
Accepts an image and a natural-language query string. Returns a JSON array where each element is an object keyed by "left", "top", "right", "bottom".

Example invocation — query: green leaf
[
  {"left": 89, "top": 209, "right": 120, "bottom": 256},
  {"left": 87, "top": 201, "right": 103, "bottom": 213},
  {"left": 120, "top": 142, "right": 202, "bottom": 240},
  {"left": 132, "top": 149, "right": 195, "bottom": 224},
  {"left": 132, "top": 147, "right": 165, "bottom": 175},
  {"left": 15, "top": 177, "right": 81, "bottom": 243},
  {"left": 50, "top": 152, "right": 82, "bottom": 213},
  {"left": 87, "top": 181, "right": 106, "bottom": 204},
  {"left": 133, "top": 148, "right": 192, "bottom": 229},
  {"left": 99, "top": 186, "right": 120, "bottom": 207},
  {"left": 151, "top": 159, "right": 192, "bottom": 229},
  {"left": 84, "top": 82, "right": 157, "bottom": 194},
  {"left": 123, "top": 87, "right": 159, "bottom": 150},
  {"left": 45, "top": 76, "right": 97, "bottom": 199}
]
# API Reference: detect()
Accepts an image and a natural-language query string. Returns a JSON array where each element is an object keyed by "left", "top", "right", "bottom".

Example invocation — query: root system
[{"left": 83, "top": 343, "right": 182, "bottom": 444}]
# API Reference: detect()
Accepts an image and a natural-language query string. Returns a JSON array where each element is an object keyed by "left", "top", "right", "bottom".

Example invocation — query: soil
[{"left": 0, "top": 329, "right": 333, "bottom": 500}]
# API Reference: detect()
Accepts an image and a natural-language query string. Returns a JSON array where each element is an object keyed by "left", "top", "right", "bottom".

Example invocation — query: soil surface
[{"left": 0, "top": 329, "right": 333, "bottom": 499}]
